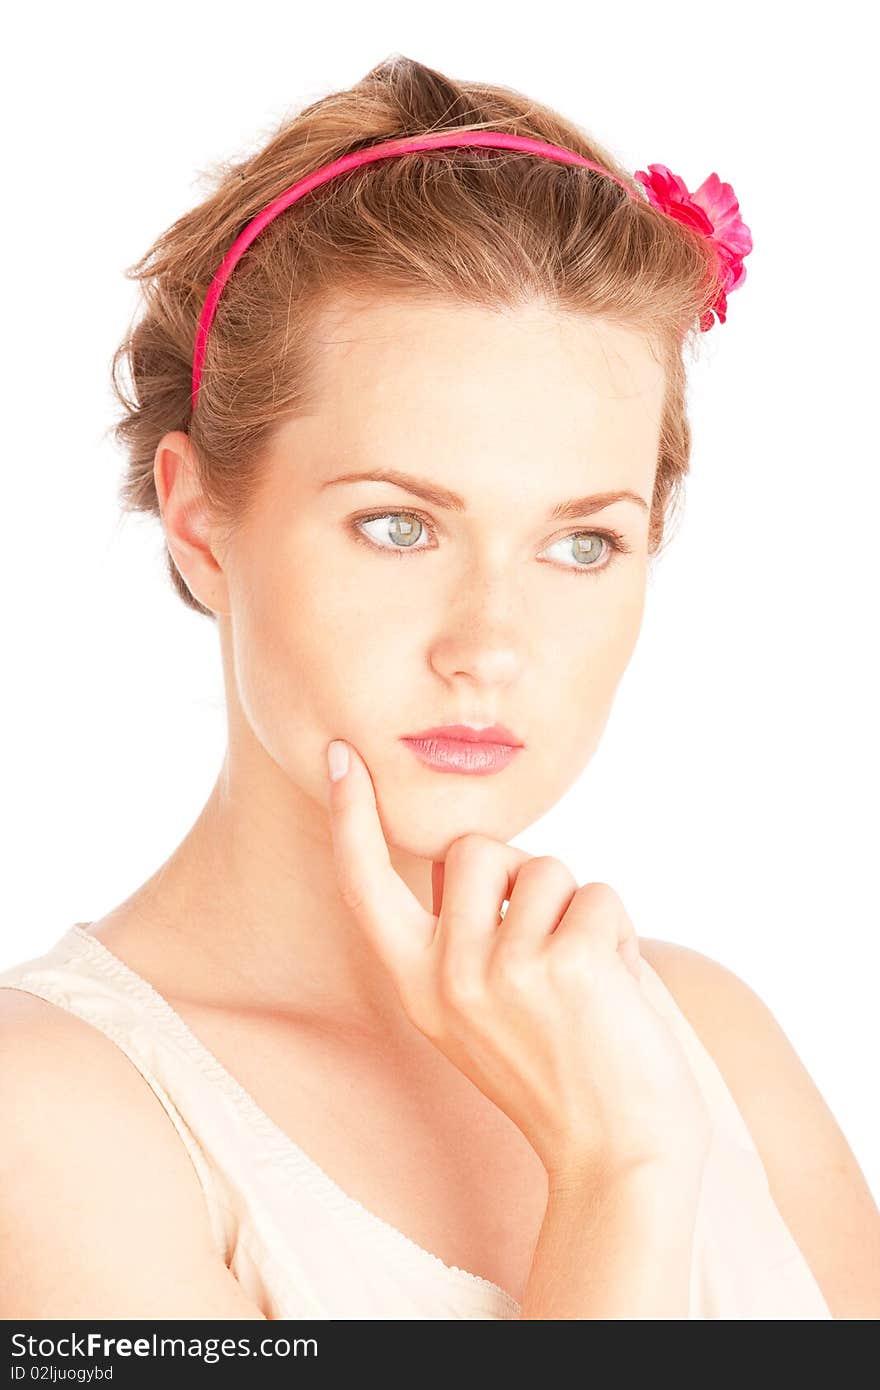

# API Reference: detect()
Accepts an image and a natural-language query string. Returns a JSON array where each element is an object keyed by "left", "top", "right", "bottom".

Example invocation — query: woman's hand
[{"left": 325, "top": 739, "right": 712, "bottom": 1187}]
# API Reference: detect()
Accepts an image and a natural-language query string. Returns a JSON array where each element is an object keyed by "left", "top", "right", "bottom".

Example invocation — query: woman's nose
[{"left": 428, "top": 572, "right": 528, "bottom": 684}]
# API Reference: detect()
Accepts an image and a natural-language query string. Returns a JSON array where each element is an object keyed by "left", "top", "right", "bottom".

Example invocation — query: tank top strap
[
  {"left": 637, "top": 955, "right": 831, "bottom": 1318},
  {"left": 637, "top": 954, "right": 762, "bottom": 1155}
]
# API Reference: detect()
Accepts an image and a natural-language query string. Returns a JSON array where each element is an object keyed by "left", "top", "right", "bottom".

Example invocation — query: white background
[{"left": 3, "top": 2, "right": 877, "bottom": 1199}]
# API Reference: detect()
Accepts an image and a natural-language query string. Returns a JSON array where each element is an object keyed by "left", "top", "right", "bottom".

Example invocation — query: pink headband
[{"left": 191, "top": 130, "right": 753, "bottom": 414}]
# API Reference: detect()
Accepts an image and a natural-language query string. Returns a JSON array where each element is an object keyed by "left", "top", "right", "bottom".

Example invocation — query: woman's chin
[
  {"left": 380, "top": 800, "right": 529, "bottom": 863},
  {"left": 357, "top": 742, "right": 544, "bottom": 856}
]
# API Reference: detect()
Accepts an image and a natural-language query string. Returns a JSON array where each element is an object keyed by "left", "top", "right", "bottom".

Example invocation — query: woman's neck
[{"left": 100, "top": 755, "right": 433, "bottom": 1044}]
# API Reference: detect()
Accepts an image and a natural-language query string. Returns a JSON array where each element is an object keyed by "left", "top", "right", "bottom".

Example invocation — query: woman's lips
[{"left": 399, "top": 736, "right": 524, "bottom": 775}]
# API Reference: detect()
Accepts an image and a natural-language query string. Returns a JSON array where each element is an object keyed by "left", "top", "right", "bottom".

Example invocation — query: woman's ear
[{"left": 153, "top": 431, "right": 231, "bottom": 615}]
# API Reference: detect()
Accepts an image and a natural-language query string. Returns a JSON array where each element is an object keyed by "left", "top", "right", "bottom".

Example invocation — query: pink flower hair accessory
[
  {"left": 633, "top": 163, "right": 753, "bottom": 331},
  {"left": 191, "top": 131, "right": 753, "bottom": 413}
]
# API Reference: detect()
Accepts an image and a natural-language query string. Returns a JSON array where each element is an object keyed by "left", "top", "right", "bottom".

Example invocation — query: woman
[{"left": 1, "top": 56, "right": 877, "bottom": 1320}]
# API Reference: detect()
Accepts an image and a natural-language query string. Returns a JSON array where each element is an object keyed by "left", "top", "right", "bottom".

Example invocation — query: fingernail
[{"left": 327, "top": 740, "right": 350, "bottom": 782}]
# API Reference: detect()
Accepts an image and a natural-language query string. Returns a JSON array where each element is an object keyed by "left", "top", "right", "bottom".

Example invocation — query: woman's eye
[
  {"left": 353, "top": 511, "right": 433, "bottom": 551},
  {"left": 351, "top": 511, "right": 631, "bottom": 574},
  {"left": 542, "top": 532, "right": 618, "bottom": 572}
]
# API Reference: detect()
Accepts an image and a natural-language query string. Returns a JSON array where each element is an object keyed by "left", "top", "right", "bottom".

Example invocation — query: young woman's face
[{"left": 213, "top": 293, "right": 666, "bottom": 858}]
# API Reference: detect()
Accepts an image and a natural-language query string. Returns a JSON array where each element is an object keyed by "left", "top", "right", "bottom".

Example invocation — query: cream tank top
[{"left": 0, "top": 924, "right": 832, "bottom": 1320}]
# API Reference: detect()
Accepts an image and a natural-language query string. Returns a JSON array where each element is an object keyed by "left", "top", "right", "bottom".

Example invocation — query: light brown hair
[{"left": 110, "top": 55, "right": 721, "bottom": 618}]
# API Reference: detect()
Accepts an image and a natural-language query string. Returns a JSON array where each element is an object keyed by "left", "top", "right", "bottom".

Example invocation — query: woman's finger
[
  {"left": 496, "top": 856, "right": 579, "bottom": 951},
  {"left": 326, "top": 740, "right": 434, "bottom": 981},
  {"left": 550, "top": 882, "right": 643, "bottom": 980},
  {"left": 432, "top": 835, "right": 534, "bottom": 975}
]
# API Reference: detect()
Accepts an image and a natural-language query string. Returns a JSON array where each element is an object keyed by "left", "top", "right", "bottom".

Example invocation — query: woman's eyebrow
[{"left": 320, "top": 468, "right": 649, "bottom": 519}]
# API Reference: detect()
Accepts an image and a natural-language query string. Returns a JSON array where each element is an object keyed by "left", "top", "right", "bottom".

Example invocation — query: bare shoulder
[
  {"left": 639, "top": 937, "right": 880, "bottom": 1319},
  {"left": 0, "top": 987, "right": 266, "bottom": 1318}
]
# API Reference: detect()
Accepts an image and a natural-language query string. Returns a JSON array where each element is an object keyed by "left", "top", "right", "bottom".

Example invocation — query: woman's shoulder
[
  {"left": 637, "top": 933, "right": 848, "bottom": 1157},
  {"left": 0, "top": 985, "right": 264, "bottom": 1318},
  {"left": 0, "top": 982, "right": 199, "bottom": 1193},
  {"left": 638, "top": 936, "right": 880, "bottom": 1318}
]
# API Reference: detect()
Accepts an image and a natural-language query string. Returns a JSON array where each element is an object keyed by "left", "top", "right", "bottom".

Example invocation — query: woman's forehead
[
  {"left": 306, "top": 291, "right": 665, "bottom": 393},
  {"left": 273, "top": 294, "right": 666, "bottom": 490}
]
